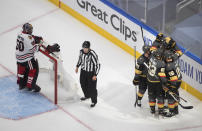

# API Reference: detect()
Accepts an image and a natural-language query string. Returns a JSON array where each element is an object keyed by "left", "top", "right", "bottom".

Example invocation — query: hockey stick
[
  {"left": 172, "top": 92, "right": 188, "bottom": 103},
  {"left": 134, "top": 86, "right": 138, "bottom": 107},
  {"left": 169, "top": 92, "right": 193, "bottom": 109},
  {"left": 134, "top": 45, "right": 138, "bottom": 108},
  {"left": 163, "top": 87, "right": 188, "bottom": 103},
  {"left": 140, "top": 26, "right": 146, "bottom": 46}
]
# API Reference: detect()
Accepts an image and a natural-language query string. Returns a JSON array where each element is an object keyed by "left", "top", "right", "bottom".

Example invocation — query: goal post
[{"left": 39, "top": 48, "right": 58, "bottom": 104}]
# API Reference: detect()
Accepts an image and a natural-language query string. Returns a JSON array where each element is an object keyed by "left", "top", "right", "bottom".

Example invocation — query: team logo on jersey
[{"left": 28, "top": 35, "right": 33, "bottom": 40}]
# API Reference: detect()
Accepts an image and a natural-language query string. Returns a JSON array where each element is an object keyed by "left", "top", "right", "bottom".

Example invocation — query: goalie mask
[{"left": 22, "top": 23, "right": 33, "bottom": 35}]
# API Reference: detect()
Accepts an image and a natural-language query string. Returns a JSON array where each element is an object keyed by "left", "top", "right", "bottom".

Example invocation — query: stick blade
[{"left": 181, "top": 105, "right": 194, "bottom": 109}]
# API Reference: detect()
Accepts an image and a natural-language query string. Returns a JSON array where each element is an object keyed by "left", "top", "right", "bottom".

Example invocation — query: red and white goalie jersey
[{"left": 16, "top": 32, "right": 40, "bottom": 63}]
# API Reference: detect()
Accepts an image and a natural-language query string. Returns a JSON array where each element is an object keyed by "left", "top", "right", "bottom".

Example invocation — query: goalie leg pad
[
  {"left": 17, "top": 63, "right": 26, "bottom": 87},
  {"left": 26, "top": 59, "right": 39, "bottom": 89}
]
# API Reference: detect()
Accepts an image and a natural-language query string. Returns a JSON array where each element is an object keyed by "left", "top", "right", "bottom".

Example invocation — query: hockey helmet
[
  {"left": 82, "top": 41, "right": 90, "bottom": 48},
  {"left": 142, "top": 45, "right": 150, "bottom": 53},
  {"left": 156, "top": 33, "right": 164, "bottom": 42},
  {"left": 164, "top": 37, "right": 176, "bottom": 49},
  {"left": 153, "top": 49, "right": 163, "bottom": 59},
  {"left": 164, "top": 50, "right": 173, "bottom": 61},
  {"left": 22, "top": 23, "right": 33, "bottom": 35}
]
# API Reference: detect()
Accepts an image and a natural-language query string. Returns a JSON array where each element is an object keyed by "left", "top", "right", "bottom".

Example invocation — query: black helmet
[
  {"left": 82, "top": 41, "right": 90, "bottom": 48},
  {"left": 164, "top": 50, "right": 173, "bottom": 60},
  {"left": 142, "top": 45, "right": 150, "bottom": 53},
  {"left": 22, "top": 23, "right": 33, "bottom": 35},
  {"left": 153, "top": 49, "right": 163, "bottom": 59},
  {"left": 164, "top": 37, "right": 176, "bottom": 49},
  {"left": 156, "top": 33, "right": 164, "bottom": 42}
]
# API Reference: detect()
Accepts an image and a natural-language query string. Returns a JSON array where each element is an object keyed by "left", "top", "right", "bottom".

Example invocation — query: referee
[{"left": 75, "top": 41, "right": 101, "bottom": 107}]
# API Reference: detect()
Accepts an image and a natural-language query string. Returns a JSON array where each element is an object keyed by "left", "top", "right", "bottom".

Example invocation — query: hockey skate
[
  {"left": 150, "top": 106, "right": 155, "bottom": 114},
  {"left": 19, "top": 85, "right": 25, "bottom": 90},
  {"left": 90, "top": 102, "right": 97, "bottom": 108},
  {"left": 163, "top": 111, "right": 176, "bottom": 118},
  {"left": 137, "top": 100, "right": 141, "bottom": 107},
  {"left": 80, "top": 97, "right": 90, "bottom": 101},
  {"left": 28, "top": 85, "right": 41, "bottom": 92}
]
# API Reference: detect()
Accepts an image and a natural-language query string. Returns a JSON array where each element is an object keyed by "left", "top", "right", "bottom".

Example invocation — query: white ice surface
[{"left": 0, "top": 0, "right": 202, "bottom": 131}]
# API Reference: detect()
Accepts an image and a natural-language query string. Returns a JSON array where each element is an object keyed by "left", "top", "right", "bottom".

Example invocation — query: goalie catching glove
[{"left": 46, "top": 43, "right": 60, "bottom": 53}]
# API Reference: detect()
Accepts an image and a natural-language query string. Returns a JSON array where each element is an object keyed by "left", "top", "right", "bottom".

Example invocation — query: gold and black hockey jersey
[
  {"left": 147, "top": 56, "right": 166, "bottom": 83},
  {"left": 165, "top": 61, "right": 182, "bottom": 88},
  {"left": 135, "top": 54, "right": 150, "bottom": 78}
]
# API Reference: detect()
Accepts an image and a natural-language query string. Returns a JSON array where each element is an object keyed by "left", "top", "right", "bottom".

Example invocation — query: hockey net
[{"left": 37, "top": 45, "right": 78, "bottom": 104}]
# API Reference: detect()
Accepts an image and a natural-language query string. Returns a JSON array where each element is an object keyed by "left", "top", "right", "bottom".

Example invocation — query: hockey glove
[
  {"left": 162, "top": 85, "right": 169, "bottom": 92},
  {"left": 46, "top": 43, "right": 60, "bottom": 53},
  {"left": 33, "top": 35, "right": 43, "bottom": 44},
  {"left": 133, "top": 76, "right": 140, "bottom": 86}
]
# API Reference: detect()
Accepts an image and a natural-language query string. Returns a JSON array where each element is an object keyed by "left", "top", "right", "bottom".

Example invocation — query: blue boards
[{"left": 0, "top": 76, "right": 57, "bottom": 120}]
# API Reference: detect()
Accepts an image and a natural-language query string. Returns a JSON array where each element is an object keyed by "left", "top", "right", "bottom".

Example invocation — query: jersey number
[
  {"left": 176, "top": 67, "right": 181, "bottom": 78},
  {"left": 148, "top": 61, "right": 157, "bottom": 76},
  {"left": 16, "top": 39, "right": 24, "bottom": 52}
]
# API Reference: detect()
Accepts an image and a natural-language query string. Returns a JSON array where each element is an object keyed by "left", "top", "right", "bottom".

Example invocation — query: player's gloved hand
[
  {"left": 33, "top": 35, "right": 43, "bottom": 44},
  {"left": 47, "top": 43, "right": 60, "bottom": 53},
  {"left": 52, "top": 43, "right": 60, "bottom": 52},
  {"left": 133, "top": 76, "right": 140, "bottom": 86},
  {"left": 163, "top": 85, "right": 169, "bottom": 92}
]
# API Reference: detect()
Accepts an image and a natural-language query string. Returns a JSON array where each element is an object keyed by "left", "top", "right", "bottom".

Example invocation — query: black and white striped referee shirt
[{"left": 76, "top": 49, "right": 101, "bottom": 76}]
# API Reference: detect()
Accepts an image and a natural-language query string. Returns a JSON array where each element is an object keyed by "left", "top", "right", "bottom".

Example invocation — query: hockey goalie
[{"left": 16, "top": 23, "right": 78, "bottom": 101}]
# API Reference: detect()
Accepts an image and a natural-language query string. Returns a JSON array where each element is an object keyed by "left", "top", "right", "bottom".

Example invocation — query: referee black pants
[{"left": 80, "top": 70, "right": 97, "bottom": 103}]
